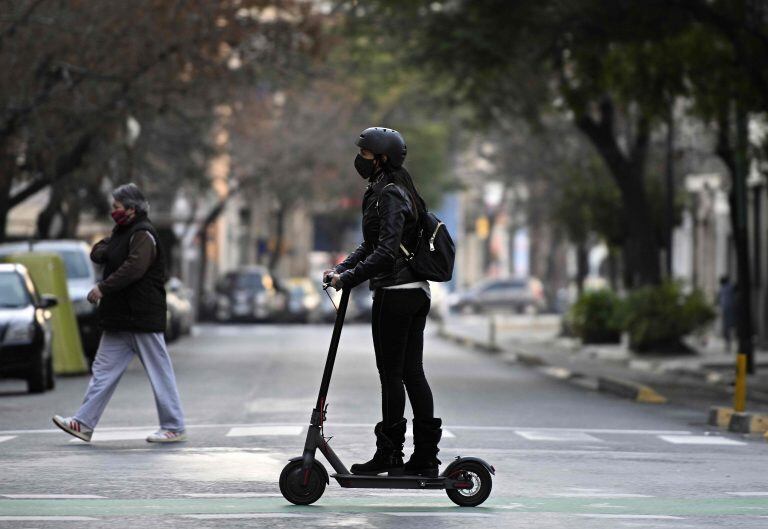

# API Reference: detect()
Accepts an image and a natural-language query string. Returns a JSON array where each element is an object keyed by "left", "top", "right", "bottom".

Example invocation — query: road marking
[
  {"left": 659, "top": 435, "right": 746, "bottom": 446},
  {"left": 515, "top": 430, "right": 602, "bottom": 442},
  {"left": 183, "top": 493, "right": 283, "bottom": 498},
  {"left": 1, "top": 494, "right": 105, "bottom": 499},
  {"left": 383, "top": 512, "right": 493, "bottom": 517},
  {"left": 407, "top": 428, "right": 455, "bottom": 439},
  {"left": 727, "top": 492, "right": 768, "bottom": 496},
  {"left": 70, "top": 430, "right": 151, "bottom": 443},
  {"left": 226, "top": 426, "right": 303, "bottom": 437},
  {"left": 550, "top": 493, "right": 653, "bottom": 498},
  {"left": 0, "top": 423, "right": 693, "bottom": 437},
  {"left": 182, "top": 513, "right": 310, "bottom": 519},
  {"left": 0, "top": 516, "right": 99, "bottom": 521},
  {"left": 0, "top": 436, "right": 15, "bottom": 444},
  {"left": 576, "top": 514, "right": 684, "bottom": 519}
]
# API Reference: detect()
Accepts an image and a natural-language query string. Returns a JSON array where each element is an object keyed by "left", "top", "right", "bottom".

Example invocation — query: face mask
[
  {"left": 354, "top": 154, "right": 377, "bottom": 179},
  {"left": 111, "top": 209, "right": 131, "bottom": 226}
]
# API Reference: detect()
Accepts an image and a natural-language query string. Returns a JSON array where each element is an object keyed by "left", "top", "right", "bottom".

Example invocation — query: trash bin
[{"left": 1, "top": 253, "right": 88, "bottom": 375}]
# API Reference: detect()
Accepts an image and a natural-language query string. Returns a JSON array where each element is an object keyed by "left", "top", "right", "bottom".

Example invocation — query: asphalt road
[{"left": 0, "top": 319, "right": 766, "bottom": 528}]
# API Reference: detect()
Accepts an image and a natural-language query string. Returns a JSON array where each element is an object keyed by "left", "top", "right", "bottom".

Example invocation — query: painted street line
[
  {"left": 576, "top": 514, "right": 684, "bottom": 519},
  {"left": 549, "top": 493, "right": 653, "bottom": 498},
  {"left": 0, "top": 515, "right": 99, "bottom": 521},
  {"left": 183, "top": 493, "right": 283, "bottom": 498},
  {"left": 0, "top": 423, "right": 694, "bottom": 437},
  {"left": 182, "top": 513, "right": 310, "bottom": 519},
  {"left": 407, "top": 428, "right": 455, "bottom": 439},
  {"left": 226, "top": 426, "right": 304, "bottom": 437},
  {"left": 2, "top": 494, "right": 105, "bottom": 499},
  {"left": 515, "top": 430, "right": 603, "bottom": 442},
  {"left": 0, "top": 436, "right": 15, "bottom": 444},
  {"left": 383, "top": 512, "right": 493, "bottom": 517},
  {"left": 659, "top": 435, "right": 746, "bottom": 446},
  {"left": 727, "top": 492, "right": 768, "bottom": 497},
  {"left": 70, "top": 430, "right": 152, "bottom": 443}
]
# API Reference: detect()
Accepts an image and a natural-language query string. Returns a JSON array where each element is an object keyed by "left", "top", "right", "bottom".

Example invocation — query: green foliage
[
  {"left": 620, "top": 282, "right": 716, "bottom": 353},
  {"left": 568, "top": 289, "right": 623, "bottom": 344}
]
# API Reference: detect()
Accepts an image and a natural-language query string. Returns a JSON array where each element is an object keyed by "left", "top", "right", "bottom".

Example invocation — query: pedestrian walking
[
  {"left": 717, "top": 275, "right": 737, "bottom": 353},
  {"left": 53, "top": 183, "right": 186, "bottom": 443},
  {"left": 325, "top": 127, "right": 442, "bottom": 477}
]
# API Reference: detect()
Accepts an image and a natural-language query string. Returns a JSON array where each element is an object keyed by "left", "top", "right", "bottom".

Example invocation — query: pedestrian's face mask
[
  {"left": 354, "top": 154, "right": 377, "bottom": 179},
  {"left": 111, "top": 208, "right": 132, "bottom": 226}
]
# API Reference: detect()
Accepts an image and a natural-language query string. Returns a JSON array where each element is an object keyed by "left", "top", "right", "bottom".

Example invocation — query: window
[{"left": 0, "top": 273, "right": 32, "bottom": 307}]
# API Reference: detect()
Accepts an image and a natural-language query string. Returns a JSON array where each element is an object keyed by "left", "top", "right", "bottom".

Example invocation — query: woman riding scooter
[{"left": 325, "top": 127, "right": 442, "bottom": 478}]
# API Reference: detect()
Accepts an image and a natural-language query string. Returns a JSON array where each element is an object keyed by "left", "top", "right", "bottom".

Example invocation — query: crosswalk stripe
[
  {"left": 0, "top": 436, "right": 15, "bottom": 444},
  {"left": 576, "top": 514, "right": 684, "bottom": 519},
  {"left": 2, "top": 494, "right": 105, "bottom": 499},
  {"left": 659, "top": 435, "right": 746, "bottom": 446},
  {"left": 226, "top": 426, "right": 303, "bottom": 437},
  {"left": 383, "top": 512, "right": 493, "bottom": 517},
  {"left": 727, "top": 492, "right": 768, "bottom": 496},
  {"left": 0, "top": 516, "right": 99, "bottom": 521},
  {"left": 70, "top": 431, "right": 150, "bottom": 443},
  {"left": 515, "top": 431, "right": 603, "bottom": 442},
  {"left": 407, "top": 428, "right": 455, "bottom": 439},
  {"left": 182, "top": 513, "right": 310, "bottom": 519}
]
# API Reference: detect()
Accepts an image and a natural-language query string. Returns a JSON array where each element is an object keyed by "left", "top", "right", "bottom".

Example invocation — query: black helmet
[{"left": 355, "top": 127, "right": 407, "bottom": 168}]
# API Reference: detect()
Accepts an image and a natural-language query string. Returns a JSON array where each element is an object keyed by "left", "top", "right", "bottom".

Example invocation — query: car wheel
[
  {"left": 45, "top": 354, "right": 55, "bottom": 390},
  {"left": 27, "top": 351, "right": 47, "bottom": 394}
]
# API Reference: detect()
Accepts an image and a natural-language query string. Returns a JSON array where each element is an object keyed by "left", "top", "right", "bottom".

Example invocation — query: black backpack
[
  {"left": 379, "top": 183, "right": 455, "bottom": 282},
  {"left": 400, "top": 210, "right": 455, "bottom": 282}
]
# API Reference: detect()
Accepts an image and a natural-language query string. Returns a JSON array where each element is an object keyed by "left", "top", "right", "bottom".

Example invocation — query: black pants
[{"left": 371, "top": 288, "right": 434, "bottom": 426}]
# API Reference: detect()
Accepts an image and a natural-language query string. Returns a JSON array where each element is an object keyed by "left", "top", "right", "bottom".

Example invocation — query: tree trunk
[
  {"left": 575, "top": 98, "right": 661, "bottom": 288},
  {"left": 0, "top": 159, "right": 12, "bottom": 242},
  {"left": 576, "top": 241, "right": 588, "bottom": 295},
  {"left": 268, "top": 205, "right": 287, "bottom": 274}
]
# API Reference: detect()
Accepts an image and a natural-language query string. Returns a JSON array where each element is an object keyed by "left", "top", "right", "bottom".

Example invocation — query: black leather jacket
[{"left": 336, "top": 173, "right": 421, "bottom": 290}]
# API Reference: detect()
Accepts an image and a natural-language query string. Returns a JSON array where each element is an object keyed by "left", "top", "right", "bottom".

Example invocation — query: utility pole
[
  {"left": 665, "top": 105, "right": 675, "bottom": 278},
  {"left": 733, "top": 103, "right": 755, "bottom": 375}
]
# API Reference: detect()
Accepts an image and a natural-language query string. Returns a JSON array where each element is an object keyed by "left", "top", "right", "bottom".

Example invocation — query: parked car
[
  {"left": 282, "top": 277, "right": 325, "bottom": 323},
  {"left": 213, "top": 267, "right": 283, "bottom": 322},
  {"left": 165, "top": 277, "right": 194, "bottom": 341},
  {"left": 450, "top": 277, "right": 546, "bottom": 314},
  {"left": 0, "top": 264, "right": 57, "bottom": 393},
  {"left": 0, "top": 240, "right": 100, "bottom": 363}
]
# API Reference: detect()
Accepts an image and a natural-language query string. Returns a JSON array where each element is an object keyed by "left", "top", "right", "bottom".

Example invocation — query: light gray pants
[{"left": 74, "top": 331, "right": 185, "bottom": 432}]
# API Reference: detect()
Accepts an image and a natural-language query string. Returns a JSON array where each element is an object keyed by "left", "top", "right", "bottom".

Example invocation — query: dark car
[
  {"left": 213, "top": 267, "right": 283, "bottom": 322},
  {"left": 0, "top": 264, "right": 58, "bottom": 393},
  {"left": 450, "top": 277, "right": 546, "bottom": 315}
]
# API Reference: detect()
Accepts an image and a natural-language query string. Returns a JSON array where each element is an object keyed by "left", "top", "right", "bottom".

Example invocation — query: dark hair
[
  {"left": 387, "top": 165, "right": 427, "bottom": 217},
  {"left": 112, "top": 183, "right": 149, "bottom": 214}
]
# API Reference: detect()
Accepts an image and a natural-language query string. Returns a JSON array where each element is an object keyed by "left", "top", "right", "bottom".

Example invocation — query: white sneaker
[
  {"left": 52, "top": 415, "right": 93, "bottom": 442},
  {"left": 146, "top": 429, "right": 187, "bottom": 443}
]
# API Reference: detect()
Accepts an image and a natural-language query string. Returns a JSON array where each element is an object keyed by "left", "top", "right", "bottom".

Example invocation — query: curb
[
  {"left": 437, "top": 329, "right": 502, "bottom": 354},
  {"left": 439, "top": 330, "right": 667, "bottom": 405},
  {"left": 728, "top": 411, "right": 768, "bottom": 433},
  {"left": 708, "top": 406, "right": 735, "bottom": 428},
  {"left": 596, "top": 377, "right": 668, "bottom": 404}
]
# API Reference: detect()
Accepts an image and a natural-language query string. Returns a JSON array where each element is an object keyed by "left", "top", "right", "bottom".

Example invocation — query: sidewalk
[{"left": 437, "top": 313, "right": 768, "bottom": 412}]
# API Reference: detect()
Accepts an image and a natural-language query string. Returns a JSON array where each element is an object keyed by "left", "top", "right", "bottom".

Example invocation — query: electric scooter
[{"left": 279, "top": 283, "right": 495, "bottom": 507}]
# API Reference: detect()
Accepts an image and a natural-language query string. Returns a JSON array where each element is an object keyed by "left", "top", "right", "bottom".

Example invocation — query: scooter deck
[{"left": 331, "top": 473, "right": 457, "bottom": 490}]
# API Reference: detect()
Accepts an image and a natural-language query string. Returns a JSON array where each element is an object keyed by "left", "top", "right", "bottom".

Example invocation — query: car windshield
[
  {"left": 0, "top": 272, "right": 31, "bottom": 307},
  {"left": 58, "top": 250, "right": 91, "bottom": 279},
  {"left": 234, "top": 273, "right": 265, "bottom": 291}
]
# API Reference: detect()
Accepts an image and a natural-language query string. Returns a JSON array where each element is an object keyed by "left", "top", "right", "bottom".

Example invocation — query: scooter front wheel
[
  {"left": 446, "top": 461, "right": 492, "bottom": 507},
  {"left": 279, "top": 460, "right": 327, "bottom": 505}
]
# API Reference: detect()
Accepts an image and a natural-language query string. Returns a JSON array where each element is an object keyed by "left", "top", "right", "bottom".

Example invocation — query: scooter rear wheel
[
  {"left": 445, "top": 461, "right": 492, "bottom": 507},
  {"left": 279, "top": 460, "right": 326, "bottom": 505}
]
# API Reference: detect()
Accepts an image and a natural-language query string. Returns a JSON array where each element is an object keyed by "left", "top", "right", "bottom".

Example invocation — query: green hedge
[
  {"left": 568, "top": 282, "right": 715, "bottom": 353},
  {"left": 568, "top": 289, "right": 623, "bottom": 344},
  {"left": 620, "top": 282, "right": 715, "bottom": 353}
]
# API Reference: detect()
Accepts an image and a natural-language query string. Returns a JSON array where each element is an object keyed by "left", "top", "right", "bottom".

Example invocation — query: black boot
[
  {"left": 350, "top": 419, "right": 406, "bottom": 476},
  {"left": 403, "top": 418, "right": 442, "bottom": 477}
]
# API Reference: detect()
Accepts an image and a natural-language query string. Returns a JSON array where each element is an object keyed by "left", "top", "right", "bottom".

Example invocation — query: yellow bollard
[{"left": 734, "top": 353, "right": 748, "bottom": 413}]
